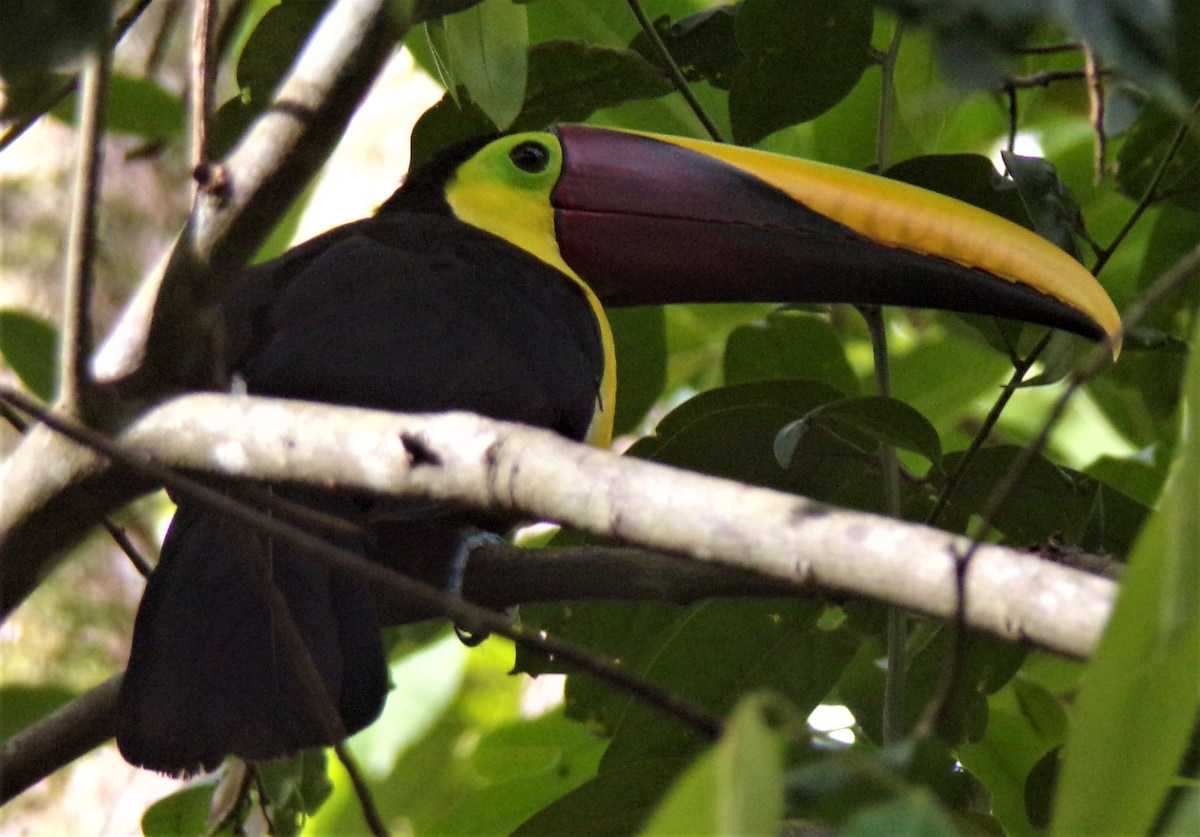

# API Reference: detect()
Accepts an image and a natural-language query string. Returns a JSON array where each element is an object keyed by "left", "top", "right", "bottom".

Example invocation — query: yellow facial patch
[{"left": 444, "top": 133, "right": 617, "bottom": 447}]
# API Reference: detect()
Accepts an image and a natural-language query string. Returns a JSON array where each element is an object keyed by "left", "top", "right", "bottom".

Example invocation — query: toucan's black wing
[
  {"left": 228, "top": 213, "right": 605, "bottom": 438},
  {"left": 118, "top": 212, "right": 605, "bottom": 775}
]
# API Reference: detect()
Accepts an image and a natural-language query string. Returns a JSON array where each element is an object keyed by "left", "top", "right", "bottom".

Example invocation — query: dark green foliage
[{"left": 3, "top": 0, "right": 1198, "bottom": 834}]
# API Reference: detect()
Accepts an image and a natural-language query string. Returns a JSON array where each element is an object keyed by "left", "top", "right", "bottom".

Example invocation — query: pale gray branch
[
  {"left": 93, "top": 0, "right": 404, "bottom": 393},
  {"left": 106, "top": 394, "right": 1116, "bottom": 659}
]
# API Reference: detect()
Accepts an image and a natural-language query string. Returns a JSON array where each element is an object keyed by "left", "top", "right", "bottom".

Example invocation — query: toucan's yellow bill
[{"left": 548, "top": 125, "right": 1121, "bottom": 357}]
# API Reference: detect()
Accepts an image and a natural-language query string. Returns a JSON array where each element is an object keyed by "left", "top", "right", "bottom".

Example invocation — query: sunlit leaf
[
  {"left": 0, "top": 310, "right": 58, "bottom": 401},
  {"left": 639, "top": 695, "right": 785, "bottom": 836},
  {"left": 512, "top": 758, "right": 693, "bottom": 836},
  {"left": 409, "top": 41, "right": 672, "bottom": 168},
  {"left": 429, "top": 0, "right": 529, "bottom": 130},
  {"left": 141, "top": 783, "right": 217, "bottom": 837},
  {"left": 51, "top": 73, "right": 184, "bottom": 140},
  {"left": 432, "top": 712, "right": 605, "bottom": 834},
  {"left": 0, "top": 683, "right": 76, "bottom": 740},
  {"left": 1051, "top": 320, "right": 1200, "bottom": 836}
]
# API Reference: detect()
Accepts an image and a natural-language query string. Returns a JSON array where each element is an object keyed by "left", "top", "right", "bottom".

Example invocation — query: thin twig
[
  {"left": 2, "top": 395, "right": 156, "bottom": 575},
  {"left": 859, "top": 306, "right": 906, "bottom": 744},
  {"left": 924, "top": 334, "right": 1049, "bottom": 528},
  {"left": 144, "top": 0, "right": 186, "bottom": 77},
  {"left": 1013, "top": 42, "right": 1082, "bottom": 55},
  {"left": 1084, "top": 47, "right": 1107, "bottom": 182},
  {"left": 918, "top": 236, "right": 1200, "bottom": 739},
  {"left": 190, "top": 0, "right": 217, "bottom": 192},
  {"left": 0, "top": 388, "right": 726, "bottom": 742},
  {"left": 1092, "top": 101, "right": 1200, "bottom": 277},
  {"left": 875, "top": 22, "right": 903, "bottom": 171},
  {"left": 58, "top": 48, "right": 110, "bottom": 414},
  {"left": 623, "top": 0, "right": 723, "bottom": 142},
  {"left": 1005, "top": 83, "right": 1019, "bottom": 155},
  {"left": 334, "top": 744, "right": 389, "bottom": 837},
  {"left": 101, "top": 520, "right": 155, "bottom": 577},
  {"left": 1006, "top": 69, "right": 1098, "bottom": 89}
]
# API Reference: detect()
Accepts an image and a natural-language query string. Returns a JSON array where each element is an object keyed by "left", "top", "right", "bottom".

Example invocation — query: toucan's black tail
[{"left": 116, "top": 499, "right": 388, "bottom": 776}]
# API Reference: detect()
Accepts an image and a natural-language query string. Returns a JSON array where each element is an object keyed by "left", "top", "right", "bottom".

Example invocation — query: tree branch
[
  {"left": 0, "top": 676, "right": 121, "bottom": 804},
  {"left": 58, "top": 46, "right": 110, "bottom": 414},
  {"left": 92, "top": 0, "right": 405, "bottom": 394},
  {"left": 5, "top": 392, "right": 1117, "bottom": 659},
  {"left": 0, "top": 0, "right": 406, "bottom": 612}
]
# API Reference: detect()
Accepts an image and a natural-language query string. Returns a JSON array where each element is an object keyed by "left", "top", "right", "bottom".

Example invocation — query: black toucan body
[{"left": 117, "top": 125, "right": 1120, "bottom": 775}]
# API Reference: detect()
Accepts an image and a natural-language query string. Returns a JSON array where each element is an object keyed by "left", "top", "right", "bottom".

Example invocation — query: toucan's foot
[{"left": 452, "top": 530, "right": 505, "bottom": 647}]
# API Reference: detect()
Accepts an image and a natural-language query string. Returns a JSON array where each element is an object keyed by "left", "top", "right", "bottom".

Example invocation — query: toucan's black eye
[{"left": 509, "top": 141, "right": 551, "bottom": 173}]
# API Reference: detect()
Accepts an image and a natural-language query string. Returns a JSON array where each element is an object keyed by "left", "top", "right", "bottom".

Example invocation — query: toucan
[{"left": 116, "top": 124, "right": 1120, "bottom": 775}]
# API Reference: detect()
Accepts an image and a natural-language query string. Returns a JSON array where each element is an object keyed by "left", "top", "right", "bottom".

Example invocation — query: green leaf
[
  {"left": 888, "top": 334, "right": 1011, "bottom": 446},
  {"left": 631, "top": 380, "right": 933, "bottom": 516},
  {"left": 429, "top": 0, "right": 529, "bottom": 130},
  {"left": 1135, "top": 205, "right": 1200, "bottom": 332},
  {"left": 512, "top": 757, "right": 692, "bottom": 836},
  {"left": 0, "top": 683, "right": 77, "bottom": 740},
  {"left": 610, "top": 306, "right": 667, "bottom": 436},
  {"left": 411, "top": 0, "right": 486, "bottom": 24},
  {"left": 1052, "top": 0, "right": 1185, "bottom": 112},
  {"left": 349, "top": 631, "right": 468, "bottom": 776},
  {"left": 723, "top": 310, "right": 859, "bottom": 396},
  {"left": 1000, "top": 151, "right": 1086, "bottom": 260},
  {"left": 957, "top": 674, "right": 1070, "bottom": 836},
  {"left": 870, "top": 1, "right": 1037, "bottom": 90},
  {"left": 937, "top": 445, "right": 1149, "bottom": 555},
  {"left": 882, "top": 153, "right": 1031, "bottom": 227},
  {"left": 836, "top": 627, "right": 1023, "bottom": 748},
  {"left": 1162, "top": 787, "right": 1200, "bottom": 837},
  {"left": 1051, "top": 320, "right": 1200, "bottom": 836},
  {"left": 511, "top": 41, "right": 671, "bottom": 132},
  {"left": 639, "top": 695, "right": 785, "bottom": 836},
  {"left": 841, "top": 790, "right": 964, "bottom": 837},
  {"left": 729, "top": 0, "right": 874, "bottom": 145},
  {"left": 141, "top": 783, "right": 217, "bottom": 837},
  {"left": 598, "top": 600, "right": 857, "bottom": 770},
  {"left": 236, "top": 0, "right": 329, "bottom": 105},
  {"left": 409, "top": 41, "right": 672, "bottom": 169},
  {"left": 1117, "top": 102, "right": 1200, "bottom": 214},
  {"left": 51, "top": 73, "right": 184, "bottom": 140},
  {"left": 775, "top": 396, "right": 943, "bottom": 470},
  {"left": 0, "top": 310, "right": 58, "bottom": 401},
  {"left": 785, "top": 738, "right": 975, "bottom": 827},
  {"left": 1088, "top": 345, "right": 1189, "bottom": 448},
  {"left": 254, "top": 750, "right": 333, "bottom": 835},
  {"left": 434, "top": 711, "right": 605, "bottom": 835},
  {"left": 0, "top": 0, "right": 114, "bottom": 83},
  {"left": 628, "top": 6, "right": 741, "bottom": 90}
]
